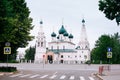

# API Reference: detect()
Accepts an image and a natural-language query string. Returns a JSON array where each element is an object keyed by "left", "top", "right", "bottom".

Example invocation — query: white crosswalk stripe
[
  {"left": 40, "top": 75, "right": 48, "bottom": 78},
  {"left": 49, "top": 75, "right": 57, "bottom": 79},
  {"left": 29, "top": 74, "right": 40, "bottom": 78},
  {"left": 69, "top": 75, "right": 75, "bottom": 79},
  {"left": 10, "top": 74, "right": 22, "bottom": 77},
  {"left": 60, "top": 75, "right": 66, "bottom": 79},
  {"left": 88, "top": 77, "right": 95, "bottom": 80},
  {"left": 9, "top": 73, "right": 95, "bottom": 80},
  {"left": 80, "top": 76, "right": 85, "bottom": 80},
  {"left": 19, "top": 74, "right": 31, "bottom": 78}
]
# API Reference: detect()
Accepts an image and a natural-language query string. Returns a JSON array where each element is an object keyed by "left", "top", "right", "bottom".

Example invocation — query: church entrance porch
[{"left": 46, "top": 52, "right": 54, "bottom": 64}]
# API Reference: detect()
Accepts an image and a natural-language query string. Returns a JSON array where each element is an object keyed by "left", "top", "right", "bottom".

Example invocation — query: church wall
[
  {"left": 76, "top": 50, "right": 90, "bottom": 62},
  {"left": 59, "top": 52, "right": 78, "bottom": 61},
  {"left": 48, "top": 42, "right": 75, "bottom": 50}
]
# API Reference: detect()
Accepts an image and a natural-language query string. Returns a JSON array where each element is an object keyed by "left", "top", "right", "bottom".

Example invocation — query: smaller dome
[
  {"left": 51, "top": 32, "right": 56, "bottom": 37},
  {"left": 82, "top": 19, "right": 85, "bottom": 23},
  {"left": 63, "top": 32, "right": 69, "bottom": 36},
  {"left": 40, "top": 20, "right": 43, "bottom": 24},
  {"left": 69, "top": 34, "right": 73, "bottom": 38},
  {"left": 59, "top": 25, "right": 66, "bottom": 34}
]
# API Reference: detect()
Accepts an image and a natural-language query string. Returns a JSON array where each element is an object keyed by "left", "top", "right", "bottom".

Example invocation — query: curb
[
  {"left": 94, "top": 73, "right": 104, "bottom": 80},
  {"left": 0, "top": 73, "right": 4, "bottom": 76},
  {"left": 0, "top": 71, "right": 19, "bottom": 76},
  {"left": 0, "top": 72, "right": 13, "bottom": 76}
]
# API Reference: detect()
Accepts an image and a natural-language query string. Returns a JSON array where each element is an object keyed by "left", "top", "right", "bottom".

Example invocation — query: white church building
[{"left": 34, "top": 19, "right": 90, "bottom": 64}]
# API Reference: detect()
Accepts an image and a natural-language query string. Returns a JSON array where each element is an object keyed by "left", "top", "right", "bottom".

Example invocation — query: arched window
[
  {"left": 51, "top": 46, "right": 53, "bottom": 50},
  {"left": 41, "top": 42, "right": 43, "bottom": 47},
  {"left": 85, "top": 45, "right": 88, "bottom": 49},
  {"left": 61, "top": 55, "right": 63, "bottom": 58},
  {"left": 38, "top": 42, "right": 40, "bottom": 47},
  {"left": 57, "top": 46, "right": 59, "bottom": 51},
  {"left": 63, "top": 46, "right": 65, "bottom": 50}
]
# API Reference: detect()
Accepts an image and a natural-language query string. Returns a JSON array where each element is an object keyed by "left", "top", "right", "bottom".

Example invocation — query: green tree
[
  {"left": 25, "top": 46, "right": 35, "bottom": 61},
  {"left": 91, "top": 35, "right": 113, "bottom": 64},
  {"left": 99, "top": 0, "right": 120, "bottom": 25},
  {"left": 91, "top": 33, "right": 120, "bottom": 64},
  {"left": 111, "top": 33, "right": 120, "bottom": 63},
  {"left": 0, "top": 0, "right": 34, "bottom": 62}
]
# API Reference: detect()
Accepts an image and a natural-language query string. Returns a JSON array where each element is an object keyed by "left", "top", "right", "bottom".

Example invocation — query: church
[{"left": 34, "top": 19, "right": 90, "bottom": 64}]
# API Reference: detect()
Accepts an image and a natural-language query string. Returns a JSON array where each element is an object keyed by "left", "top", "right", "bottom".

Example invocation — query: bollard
[{"left": 99, "top": 66, "right": 104, "bottom": 75}]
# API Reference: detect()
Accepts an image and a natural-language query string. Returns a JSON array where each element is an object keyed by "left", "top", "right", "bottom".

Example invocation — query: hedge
[{"left": 0, "top": 66, "right": 17, "bottom": 72}]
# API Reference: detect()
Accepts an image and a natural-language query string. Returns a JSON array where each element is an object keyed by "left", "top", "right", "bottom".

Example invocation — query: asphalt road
[
  {"left": 0, "top": 63, "right": 112, "bottom": 80},
  {"left": 0, "top": 69, "right": 99, "bottom": 80}
]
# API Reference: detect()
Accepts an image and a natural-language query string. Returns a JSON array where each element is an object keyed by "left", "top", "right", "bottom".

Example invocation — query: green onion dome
[
  {"left": 40, "top": 20, "right": 43, "bottom": 24},
  {"left": 69, "top": 33, "right": 73, "bottom": 38},
  {"left": 82, "top": 19, "right": 85, "bottom": 23},
  {"left": 51, "top": 32, "right": 56, "bottom": 37},
  {"left": 59, "top": 25, "right": 66, "bottom": 34},
  {"left": 63, "top": 31, "right": 69, "bottom": 36}
]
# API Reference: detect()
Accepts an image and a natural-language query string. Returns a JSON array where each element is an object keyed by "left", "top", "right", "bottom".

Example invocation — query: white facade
[
  {"left": 34, "top": 21, "right": 46, "bottom": 63},
  {"left": 34, "top": 19, "right": 90, "bottom": 64}
]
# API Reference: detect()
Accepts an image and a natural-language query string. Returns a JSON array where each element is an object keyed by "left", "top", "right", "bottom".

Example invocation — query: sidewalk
[
  {"left": 0, "top": 72, "right": 13, "bottom": 76},
  {"left": 100, "top": 70, "right": 120, "bottom": 80}
]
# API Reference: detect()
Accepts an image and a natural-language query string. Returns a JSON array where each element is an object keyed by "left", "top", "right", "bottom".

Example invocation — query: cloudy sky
[{"left": 18, "top": 0, "right": 120, "bottom": 52}]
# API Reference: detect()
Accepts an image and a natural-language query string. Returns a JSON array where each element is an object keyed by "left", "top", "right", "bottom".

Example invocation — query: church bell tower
[
  {"left": 34, "top": 20, "right": 46, "bottom": 63},
  {"left": 77, "top": 19, "right": 90, "bottom": 63}
]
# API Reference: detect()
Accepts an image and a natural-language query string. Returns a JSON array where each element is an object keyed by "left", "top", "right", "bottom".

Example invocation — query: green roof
[
  {"left": 59, "top": 25, "right": 66, "bottom": 34},
  {"left": 49, "top": 49, "right": 77, "bottom": 54},
  {"left": 63, "top": 31, "right": 69, "bottom": 36},
  {"left": 69, "top": 34, "right": 73, "bottom": 38},
  {"left": 51, "top": 32, "right": 56, "bottom": 37}
]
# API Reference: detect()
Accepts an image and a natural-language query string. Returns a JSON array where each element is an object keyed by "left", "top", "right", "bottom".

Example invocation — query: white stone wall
[{"left": 48, "top": 42, "right": 75, "bottom": 50}]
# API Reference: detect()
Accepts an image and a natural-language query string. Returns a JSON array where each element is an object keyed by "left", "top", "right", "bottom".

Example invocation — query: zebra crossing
[{"left": 9, "top": 73, "right": 95, "bottom": 80}]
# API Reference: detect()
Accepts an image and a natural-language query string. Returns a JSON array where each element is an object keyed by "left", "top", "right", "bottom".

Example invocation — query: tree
[
  {"left": 25, "top": 46, "right": 35, "bottom": 62},
  {"left": 0, "top": 0, "right": 34, "bottom": 62},
  {"left": 99, "top": 0, "right": 120, "bottom": 25},
  {"left": 111, "top": 33, "right": 120, "bottom": 63},
  {"left": 91, "top": 33, "right": 120, "bottom": 64},
  {"left": 91, "top": 35, "right": 113, "bottom": 64}
]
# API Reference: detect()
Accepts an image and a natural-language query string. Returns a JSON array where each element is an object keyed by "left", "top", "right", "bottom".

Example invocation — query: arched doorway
[
  {"left": 47, "top": 55, "right": 53, "bottom": 64},
  {"left": 60, "top": 60, "right": 63, "bottom": 63},
  {"left": 46, "top": 51, "right": 54, "bottom": 64}
]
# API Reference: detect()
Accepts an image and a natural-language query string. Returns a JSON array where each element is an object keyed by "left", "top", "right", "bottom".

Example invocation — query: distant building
[
  {"left": 16, "top": 50, "right": 25, "bottom": 62},
  {"left": 34, "top": 19, "right": 90, "bottom": 64}
]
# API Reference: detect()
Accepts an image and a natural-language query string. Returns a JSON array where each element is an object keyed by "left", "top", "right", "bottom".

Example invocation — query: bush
[
  {"left": 0, "top": 66, "right": 17, "bottom": 72},
  {"left": 8, "top": 60, "right": 19, "bottom": 63},
  {"left": 85, "top": 60, "right": 91, "bottom": 65}
]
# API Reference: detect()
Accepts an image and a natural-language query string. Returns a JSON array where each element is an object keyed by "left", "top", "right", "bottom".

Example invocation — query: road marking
[
  {"left": 19, "top": 74, "right": 31, "bottom": 78},
  {"left": 80, "top": 76, "right": 85, "bottom": 80},
  {"left": 53, "top": 72, "right": 57, "bottom": 75},
  {"left": 89, "top": 77, "right": 95, "bottom": 80},
  {"left": 60, "top": 75, "right": 66, "bottom": 79},
  {"left": 10, "top": 74, "right": 22, "bottom": 77},
  {"left": 49, "top": 75, "right": 57, "bottom": 79},
  {"left": 29, "top": 74, "right": 39, "bottom": 78},
  {"left": 0, "top": 73, "right": 4, "bottom": 76},
  {"left": 69, "top": 75, "right": 74, "bottom": 79},
  {"left": 40, "top": 75, "right": 48, "bottom": 78}
]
